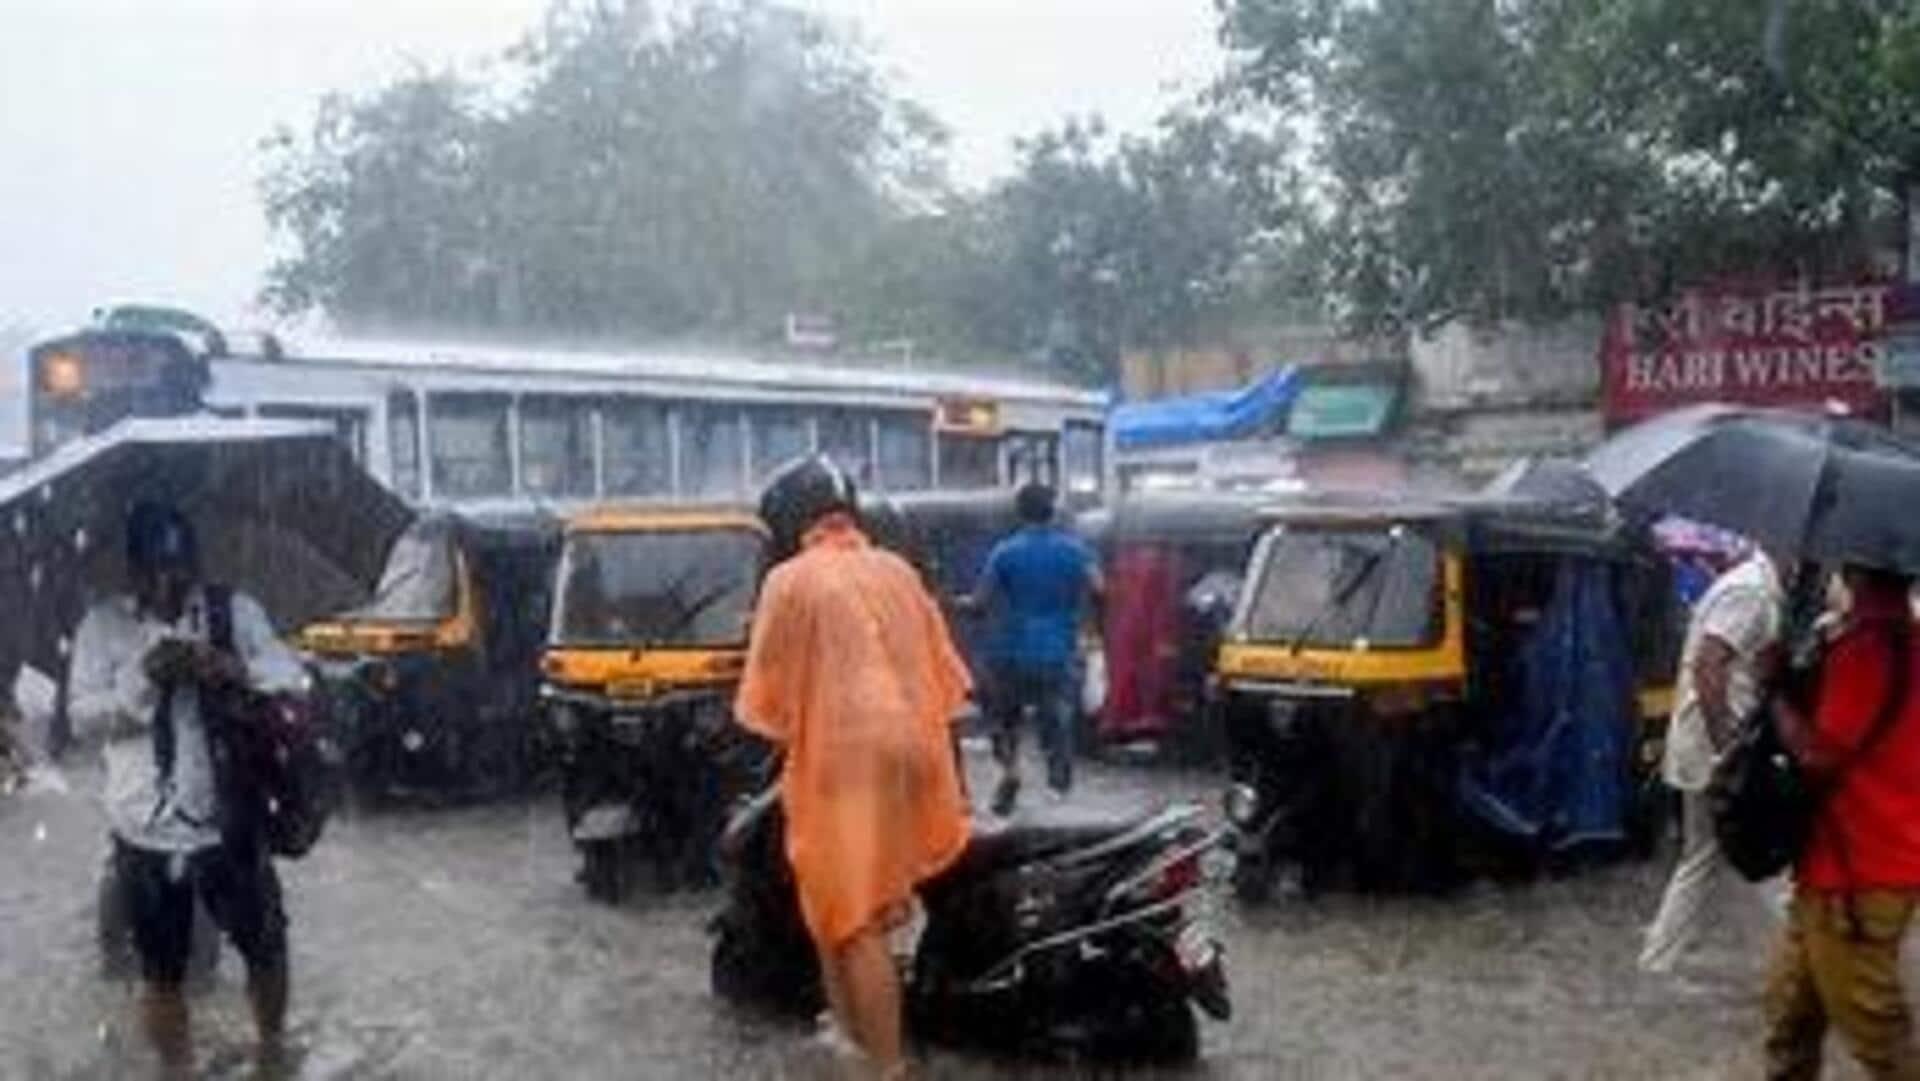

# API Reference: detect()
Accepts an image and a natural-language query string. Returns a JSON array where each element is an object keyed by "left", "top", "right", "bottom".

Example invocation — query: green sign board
[{"left": 1287, "top": 383, "right": 1397, "bottom": 439}]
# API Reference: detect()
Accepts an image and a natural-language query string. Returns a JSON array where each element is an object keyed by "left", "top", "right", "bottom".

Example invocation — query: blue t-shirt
[{"left": 979, "top": 525, "right": 1095, "bottom": 673}]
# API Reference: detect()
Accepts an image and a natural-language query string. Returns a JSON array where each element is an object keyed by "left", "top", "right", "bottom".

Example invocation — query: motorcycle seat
[{"left": 953, "top": 807, "right": 1158, "bottom": 874}]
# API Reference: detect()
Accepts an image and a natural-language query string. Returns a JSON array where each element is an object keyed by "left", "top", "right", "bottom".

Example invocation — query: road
[{"left": 0, "top": 747, "right": 1825, "bottom": 1079}]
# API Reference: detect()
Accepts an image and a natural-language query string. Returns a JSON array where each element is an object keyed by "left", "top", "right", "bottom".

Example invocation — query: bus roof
[{"left": 280, "top": 336, "right": 1106, "bottom": 410}]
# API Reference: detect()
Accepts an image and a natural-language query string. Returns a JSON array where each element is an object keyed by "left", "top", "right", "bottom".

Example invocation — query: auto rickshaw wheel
[
  {"left": 580, "top": 839, "right": 630, "bottom": 904},
  {"left": 461, "top": 712, "right": 535, "bottom": 799},
  {"left": 1627, "top": 772, "right": 1675, "bottom": 861},
  {"left": 1232, "top": 850, "right": 1278, "bottom": 905}
]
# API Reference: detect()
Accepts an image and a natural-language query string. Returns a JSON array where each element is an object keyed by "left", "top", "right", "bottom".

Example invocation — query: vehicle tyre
[
  {"left": 465, "top": 715, "right": 531, "bottom": 799},
  {"left": 709, "top": 919, "right": 754, "bottom": 1002},
  {"left": 580, "top": 840, "right": 628, "bottom": 904},
  {"left": 1232, "top": 849, "right": 1277, "bottom": 905},
  {"left": 710, "top": 913, "right": 822, "bottom": 1017},
  {"left": 1628, "top": 774, "right": 1672, "bottom": 861},
  {"left": 1093, "top": 986, "right": 1198, "bottom": 1065}
]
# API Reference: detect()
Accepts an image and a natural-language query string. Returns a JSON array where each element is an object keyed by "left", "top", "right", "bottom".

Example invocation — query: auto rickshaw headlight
[
  {"left": 1224, "top": 783, "right": 1260, "bottom": 826},
  {"left": 362, "top": 661, "right": 399, "bottom": 697}
]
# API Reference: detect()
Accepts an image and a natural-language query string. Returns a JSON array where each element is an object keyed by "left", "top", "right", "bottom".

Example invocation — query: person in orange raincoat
[{"left": 736, "top": 457, "right": 972, "bottom": 1079}]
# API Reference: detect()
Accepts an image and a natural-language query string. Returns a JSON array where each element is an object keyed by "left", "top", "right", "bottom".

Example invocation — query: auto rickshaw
[
  {"left": 884, "top": 489, "right": 1031, "bottom": 671},
  {"left": 1075, "top": 493, "right": 1270, "bottom": 762},
  {"left": 1215, "top": 493, "right": 1682, "bottom": 898},
  {"left": 540, "top": 506, "right": 770, "bottom": 902},
  {"left": 299, "top": 511, "right": 562, "bottom": 799}
]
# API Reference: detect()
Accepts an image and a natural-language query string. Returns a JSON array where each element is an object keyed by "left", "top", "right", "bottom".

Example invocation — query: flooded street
[{"left": 0, "top": 748, "right": 1815, "bottom": 1079}]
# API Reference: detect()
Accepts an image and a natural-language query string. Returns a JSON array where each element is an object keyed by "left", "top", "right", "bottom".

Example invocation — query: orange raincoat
[{"left": 735, "top": 518, "right": 973, "bottom": 949}]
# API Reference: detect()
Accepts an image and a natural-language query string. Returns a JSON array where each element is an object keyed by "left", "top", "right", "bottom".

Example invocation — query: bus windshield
[
  {"left": 1243, "top": 526, "right": 1441, "bottom": 649},
  {"left": 553, "top": 528, "right": 764, "bottom": 647}
]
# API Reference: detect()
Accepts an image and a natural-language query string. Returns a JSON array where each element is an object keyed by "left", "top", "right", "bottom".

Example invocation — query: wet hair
[
  {"left": 1845, "top": 564, "right": 1914, "bottom": 599},
  {"left": 1015, "top": 482, "right": 1056, "bottom": 525},
  {"left": 125, "top": 500, "right": 198, "bottom": 574}
]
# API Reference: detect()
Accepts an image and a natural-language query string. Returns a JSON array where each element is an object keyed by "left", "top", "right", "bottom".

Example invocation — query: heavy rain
[{"left": 6, "top": 2, "right": 1920, "bottom": 1080}]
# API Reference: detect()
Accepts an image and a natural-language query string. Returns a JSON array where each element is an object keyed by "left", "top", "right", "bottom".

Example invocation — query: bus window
[
  {"left": 819, "top": 408, "right": 874, "bottom": 484},
  {"left": 1063, "top": 422, "right": 1103, "bottom": 497},
  {"left": 429, "top": 393, "right": 511, "bottom": 500},
  {"left": 750, "top": 406, "right": 812, "bottom": 483},
  {"left": 388, "top": 392, "right": 422, "bottom": 500},
  {"left": 876, "top": 412, "right": 931, "bottom": 491},
  {"left": 520, "top": 397, "right": 593, "bottom": 499},
  {"left": 605, "top": 399, "right": 672, "bottom": 497},
  {"left": 937, "top": 434, "right": 998, "bottom": 490},
  {"left": 682, "top": 405, "right": 746, "bottom": 499},
  {"left": 257, "top": 403, "right": 369, "bottom": 464},
  {"left": 1006, "top": 432, "right": 1059, "bottom": 488}
]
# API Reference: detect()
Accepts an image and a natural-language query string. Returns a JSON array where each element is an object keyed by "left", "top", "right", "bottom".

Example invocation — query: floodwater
[{"left": 0, "top": 747, "right": 1854, "bottom": 1079}]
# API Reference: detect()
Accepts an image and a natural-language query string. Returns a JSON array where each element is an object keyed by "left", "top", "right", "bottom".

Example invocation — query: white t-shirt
[
  {"left": 1663, "top": 553, "right": 1783, "bottom": 791},
  {"left": 67, "top": 587, "right": 304, "bottom": 852}
]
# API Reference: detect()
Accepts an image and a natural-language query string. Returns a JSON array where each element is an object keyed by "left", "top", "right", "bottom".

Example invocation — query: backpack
[
  {"left": 1708, "top": 620, "right": 1910, "bottom": 883},
  {"left": 201, "top": 586, "right": 341, "bottom": 858}
]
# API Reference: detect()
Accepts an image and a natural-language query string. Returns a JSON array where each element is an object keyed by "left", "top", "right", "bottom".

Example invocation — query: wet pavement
[{"left": 0, "top": 746, "right": 1846, "bottom": 1079}]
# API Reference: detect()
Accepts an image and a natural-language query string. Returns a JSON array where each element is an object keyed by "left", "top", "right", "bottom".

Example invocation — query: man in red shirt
[{"left": 1765, "top": 565, "right": 1920, "bottom": 1080}]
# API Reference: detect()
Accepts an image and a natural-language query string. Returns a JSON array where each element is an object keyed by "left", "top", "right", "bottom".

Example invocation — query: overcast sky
[{"left": 0, "top": 0, "right": 1223, "bottom": 335}]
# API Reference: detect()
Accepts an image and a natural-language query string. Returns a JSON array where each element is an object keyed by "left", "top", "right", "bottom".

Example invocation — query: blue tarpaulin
[
  {"left": 1457, "top": 560, "right": 1636, "bottom": 852},
  {"left": 1112, "top": 366, "right": 1301, "bottom": 450}
]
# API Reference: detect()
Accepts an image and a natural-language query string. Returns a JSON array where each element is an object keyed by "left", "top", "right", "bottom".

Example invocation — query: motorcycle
[{"left": 709, "top": 782, "right": 1232, "bottom": 1064}]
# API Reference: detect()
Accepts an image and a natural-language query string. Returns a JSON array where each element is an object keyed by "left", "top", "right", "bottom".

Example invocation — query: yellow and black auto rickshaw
[
  {"left": 1215, "top": 493, "right": 1682, "bottom": 898},
  {"left": 299, "top": 511, "right": 562, "bottom": 799},
  {"left": 540, "top": 506, "right": 770, "bottom": 902}
]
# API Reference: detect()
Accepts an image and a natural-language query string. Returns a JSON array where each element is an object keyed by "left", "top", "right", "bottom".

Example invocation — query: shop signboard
[{"left": 1600, "top": 281, "right": 1905, "bottom": 424}]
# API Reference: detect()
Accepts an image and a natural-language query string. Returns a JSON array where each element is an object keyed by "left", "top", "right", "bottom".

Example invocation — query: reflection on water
[{"left": 0, "top": 754, "right": 1807, "bottom": 1079}]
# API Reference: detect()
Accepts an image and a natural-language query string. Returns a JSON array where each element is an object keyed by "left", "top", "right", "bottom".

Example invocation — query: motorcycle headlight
[{"left": 1224, "top": 783, "right": 1260, "bottom": 826}]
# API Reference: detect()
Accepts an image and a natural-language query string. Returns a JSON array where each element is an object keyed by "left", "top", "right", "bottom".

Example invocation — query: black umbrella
[
  {"left": 1481, "top": 456, "right": 1609, "bottom": 508},
  {"left": 1584, "top": 404, "right": 1920, "bottom": 572},
  {"left": 0, "top": 417, "right": 414, "bottom": 690}
]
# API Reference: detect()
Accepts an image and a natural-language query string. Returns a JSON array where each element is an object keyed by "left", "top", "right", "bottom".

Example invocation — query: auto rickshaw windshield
[
  {"left": 553, "top": 528, "right": 763, "bottom": 647},
  {"left": 1243, "top": 526, "right": 1441, "bottom": 648},
  {"left": 347, "top": 526, "right": 459, "bottom": 622}
]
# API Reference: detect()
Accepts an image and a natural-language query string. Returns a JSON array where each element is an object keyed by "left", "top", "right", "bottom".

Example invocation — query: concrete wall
[
  {"left": 1404, "top": 317, "right": 1606, "bottom": 482},
  {"left": 1118, "top": 322, "right": 1355, "bottom": 399},
  {"left": 1409, "top": 316, "right": 1602, "bottom": 411},
  {"left": 1115, "top": 316, "right": 1610, "bottom": 486}
]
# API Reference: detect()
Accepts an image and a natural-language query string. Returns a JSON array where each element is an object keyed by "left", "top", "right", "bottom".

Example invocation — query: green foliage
[
  {"left": 259, "top": 0, "right": 1297, "bottom": 380},
  {"left": 1217, "top": 0, "right": 1920, "bottom": 331},
  {"left": 261, "top": 0, "right": 944, "bottom": 341},
  {"left": 935, "top": 112, "right": 1296, "bottom": 380}
]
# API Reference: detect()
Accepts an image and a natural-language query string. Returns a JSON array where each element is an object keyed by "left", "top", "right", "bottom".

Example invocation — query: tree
[
  {"left": 260, "top": 72, "right": 495, "bottom": 326},
  {"left": 1216, "top": 0, "right": 1920, "bottom": 330},
  {"left": 260, "top": 0, "right": 946, "bottom": 341},
  {"left": 943, "top": 111, "right": 1294, "bottom": 381}
]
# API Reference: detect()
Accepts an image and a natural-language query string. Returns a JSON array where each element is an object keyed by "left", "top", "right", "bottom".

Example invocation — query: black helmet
[
  {"left": 125, "top": 499, "right": 199, "bottom": 574},
  {"left": 759, "top": 454, "right": 859, "bottom": 562}
]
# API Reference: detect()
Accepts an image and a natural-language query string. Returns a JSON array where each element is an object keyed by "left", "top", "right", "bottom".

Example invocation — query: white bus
[{"left": 188, "top": 336, "right": 1108, "bottom": 511}]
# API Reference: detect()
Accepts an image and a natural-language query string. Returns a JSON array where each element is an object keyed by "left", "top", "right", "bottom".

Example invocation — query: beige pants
[
  {"left": 1640, "top": 790, "right": 1787, "bottom": 972},
  {"left": 1765, "top": 889, "right": 1920, "bottom": 1080}
]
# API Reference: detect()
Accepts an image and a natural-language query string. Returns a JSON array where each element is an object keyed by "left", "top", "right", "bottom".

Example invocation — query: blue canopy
[
  {"left": 1457, "top": 559, "right": 1637, "bottom": 852},
  {"left": 1112, "top": 366, "right": 1301, "bottom": 450}
]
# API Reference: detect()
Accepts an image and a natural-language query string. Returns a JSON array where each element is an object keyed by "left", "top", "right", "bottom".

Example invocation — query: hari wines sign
[{"left": 1600, "top": 281, "right": 1895, "bottom": 423}]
